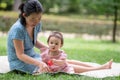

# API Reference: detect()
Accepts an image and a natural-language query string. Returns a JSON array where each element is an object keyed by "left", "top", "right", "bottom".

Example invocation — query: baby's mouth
[{"left": 52, "top": 47, "right": 55, "bottom": 49}]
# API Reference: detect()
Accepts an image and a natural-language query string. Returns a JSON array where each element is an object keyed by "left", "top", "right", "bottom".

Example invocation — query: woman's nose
[
  {"left": 34, "top": 18, "right": 40, "bottom": 23},
  {"left": 34, "top": 20, "right": 39, "bottom": 24}
]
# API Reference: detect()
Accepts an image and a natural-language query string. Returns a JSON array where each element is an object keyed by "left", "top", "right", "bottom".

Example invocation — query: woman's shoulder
[
  {"left": 13, "top": 19, "right": 24, "bottom": 28},
  {"left": 10, "top": 19, "right": 25, "bottom": 32},
  {"left": 8, "top": 19, "right": 26, "bottom": 38}
]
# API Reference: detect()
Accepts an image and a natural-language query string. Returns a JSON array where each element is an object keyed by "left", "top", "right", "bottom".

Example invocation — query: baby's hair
[{"left": 47, "top": 31, "right": 64, "bottom": 46}]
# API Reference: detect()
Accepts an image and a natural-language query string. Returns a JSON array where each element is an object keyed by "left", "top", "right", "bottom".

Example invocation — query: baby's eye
[
  {"left": 31, "top": 18, "right": 35, "bottom": 20},
  {"left": 50, "top": 42, "right": 53, "bottom": 44}
]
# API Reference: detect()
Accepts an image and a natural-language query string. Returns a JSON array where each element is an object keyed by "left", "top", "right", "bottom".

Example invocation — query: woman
[{"left": 7, "top": 0, "right": 49, "bottom": 74}]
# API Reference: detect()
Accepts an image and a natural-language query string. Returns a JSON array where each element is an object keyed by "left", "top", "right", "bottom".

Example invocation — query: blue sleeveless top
[{"left": 7, "top": 19, "right": 42, "bottom": 74}]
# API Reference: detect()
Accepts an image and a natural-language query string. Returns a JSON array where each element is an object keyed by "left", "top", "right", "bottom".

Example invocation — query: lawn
[{"left": 0, "top": 35, "right": 120, "bottom": 80}]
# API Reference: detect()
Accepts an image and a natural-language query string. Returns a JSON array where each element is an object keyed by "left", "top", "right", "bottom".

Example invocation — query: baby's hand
[{"left": 47, "top": 60, "right": 53, "bottom": 66}]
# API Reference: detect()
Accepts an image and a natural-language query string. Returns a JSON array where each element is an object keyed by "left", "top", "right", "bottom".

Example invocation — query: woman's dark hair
[{"left": 19, "top": 0, "right": 43, "bottom": 26}]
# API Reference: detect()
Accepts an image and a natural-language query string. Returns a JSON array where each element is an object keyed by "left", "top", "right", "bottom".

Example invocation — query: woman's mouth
[{"left": 32, "top": 25, "right": 36, "bottom": 27}]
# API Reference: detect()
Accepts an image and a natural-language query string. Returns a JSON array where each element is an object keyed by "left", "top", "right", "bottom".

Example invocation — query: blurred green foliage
[
  {"left": 0, "top": 0, "right": 120, "bottom": 15},
  {"left": 0, "top": 11, "right": 120, "bottom": 39},
  {"left": 0, "top": 11, "right": 18, "bottom": 32}
]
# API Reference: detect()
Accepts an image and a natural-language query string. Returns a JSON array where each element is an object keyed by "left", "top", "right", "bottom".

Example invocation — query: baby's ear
[{"left": 60, "top": 44, "right": 63, "bottom": 47}]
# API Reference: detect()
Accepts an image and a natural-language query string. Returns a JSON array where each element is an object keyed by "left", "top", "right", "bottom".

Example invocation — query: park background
[{"left": 0, "top": 0, "right": 120, "bottom": 80}]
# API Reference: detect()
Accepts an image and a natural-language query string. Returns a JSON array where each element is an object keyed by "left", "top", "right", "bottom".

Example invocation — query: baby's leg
[
  {"left": 67, "top": 59, "right": 94, "bottom": 67},
  {"left": 70, "top": 59, "right": 113, "bottom": 73}
]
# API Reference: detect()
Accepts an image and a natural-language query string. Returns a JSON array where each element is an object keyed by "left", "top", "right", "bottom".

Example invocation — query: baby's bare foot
[
  {"left": 108, "top": 59, "right": 113, "bottom": 69},
  {"left": 102, "top": 59, "right": 113, "bottom": 69}
]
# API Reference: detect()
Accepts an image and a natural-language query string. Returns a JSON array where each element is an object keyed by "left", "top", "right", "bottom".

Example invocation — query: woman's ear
[{"left": 22, "top": 13, "right": 26, "bottom": 17}]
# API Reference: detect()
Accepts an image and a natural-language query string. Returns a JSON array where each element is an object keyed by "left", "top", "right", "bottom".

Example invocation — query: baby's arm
[
  {"left": 52, "top": 52, "right": 67, "bottom": 66},
  {"left": 52, "top": 59, "right": 66, "bottom": 66}
]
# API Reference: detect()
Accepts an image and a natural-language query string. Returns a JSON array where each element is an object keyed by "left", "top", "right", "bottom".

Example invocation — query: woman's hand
[{"left": 38, "top": 61, "right": 50, "bottom": 73}]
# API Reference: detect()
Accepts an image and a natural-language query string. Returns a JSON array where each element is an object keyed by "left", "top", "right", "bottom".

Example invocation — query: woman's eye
[
  {"left": 38, "top": 18, "right": 40, "bottom": 20},
  {"left": 32, "top": 18, "right": 35, "bottom": 20}
]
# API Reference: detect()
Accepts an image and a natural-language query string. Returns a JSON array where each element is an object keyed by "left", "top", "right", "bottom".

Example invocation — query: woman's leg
[
  {"left": 67, "top": 59, "right": 94, "bottom": 67},
  {"left": 69, "top": 59, "right": 113, "bottom": 73}
]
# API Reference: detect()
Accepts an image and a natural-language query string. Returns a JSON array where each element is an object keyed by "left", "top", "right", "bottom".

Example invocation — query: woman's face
[{"left": 24, "top": 12, "right": 42, "bottom": 28}]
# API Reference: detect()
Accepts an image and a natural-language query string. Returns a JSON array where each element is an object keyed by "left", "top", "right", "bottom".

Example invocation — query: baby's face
[{"left": 48, "top": 36, "right": 62, "bottom": 51}]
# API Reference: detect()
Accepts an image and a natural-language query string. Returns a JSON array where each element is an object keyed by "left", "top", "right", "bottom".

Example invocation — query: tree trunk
[
  {"left": 112, "top": 5, "right": 118, "bottom": 43},
  {"left": 13, "top": 0, "right": 22, "bottom": 11}
]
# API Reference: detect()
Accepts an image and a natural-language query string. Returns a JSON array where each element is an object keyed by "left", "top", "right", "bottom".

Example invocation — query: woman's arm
[
  {"left": 35, "top": 40, "right": 48, "bottom": 49},
  {"left": 13, "top": 39, "right": 39, "bottom": 65},
  {"left": 13, "top": 39, "right": 50, "bottom": 72},
  {"left": 35, "top": 40, "right": 48, "bottom": 53}
]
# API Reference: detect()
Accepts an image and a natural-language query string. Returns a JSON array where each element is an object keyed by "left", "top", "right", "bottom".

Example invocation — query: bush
[
  {"left": 0, "top": 16, "right": 17, "bottom": 32},
  {"left": 41, "top": 17, "right": 120, "bottom": 38},
  {"left": 0, "top": 11, "right": 120, "bottom": 39}
]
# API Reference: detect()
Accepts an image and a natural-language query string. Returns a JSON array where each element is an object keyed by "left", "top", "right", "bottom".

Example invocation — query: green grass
[
  {"left": 0, "top": 36, "right": 7, "bottom": 55},
  {"left": 0, "top": 36, "right": 120, "bottom": 80}
]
